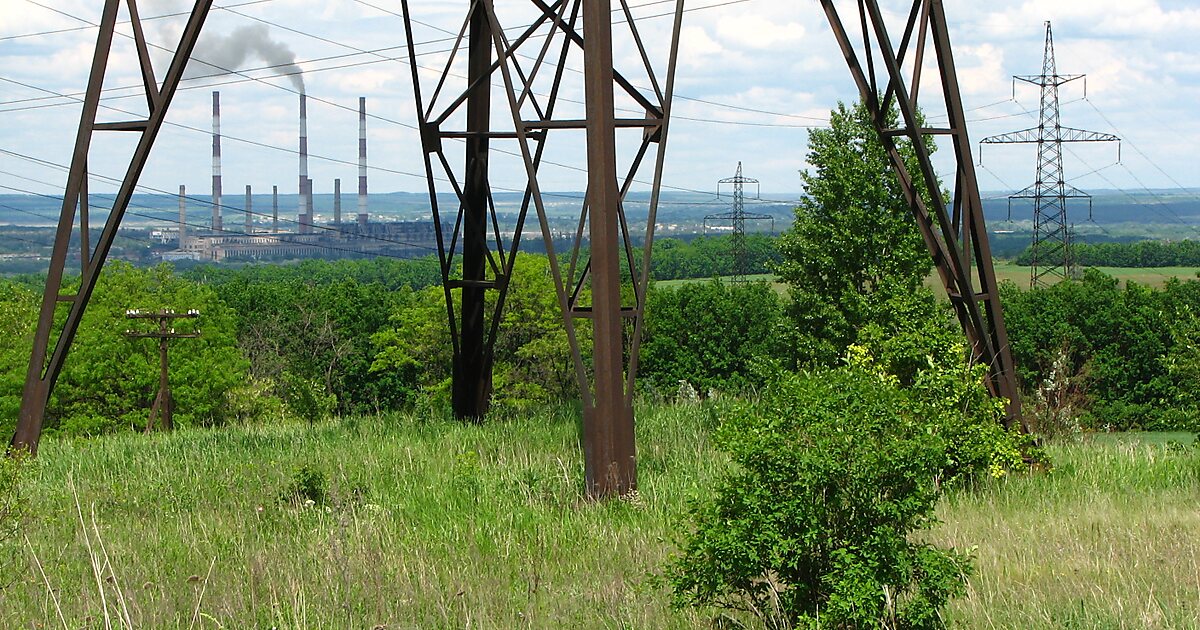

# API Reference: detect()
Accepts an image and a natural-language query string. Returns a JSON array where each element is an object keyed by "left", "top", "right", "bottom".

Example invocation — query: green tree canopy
[{"left": 775, "top": 100, "right": 935, "bottom": 367}]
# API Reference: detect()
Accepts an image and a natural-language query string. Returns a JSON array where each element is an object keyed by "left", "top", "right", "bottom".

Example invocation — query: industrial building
[{"left": 166, "top": 92, "right": 438, "bottom": 262}]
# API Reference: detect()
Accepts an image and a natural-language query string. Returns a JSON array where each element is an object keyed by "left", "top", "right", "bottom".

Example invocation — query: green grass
[
  {"left": 986, "top": 262, "right": 1200, "bottom": 288},
  {"left": 652, "top": 264, "right": 1200, "bottom": 299},
  {"left": 3, "top": 409, "right": 1200, "bottom": 628}
]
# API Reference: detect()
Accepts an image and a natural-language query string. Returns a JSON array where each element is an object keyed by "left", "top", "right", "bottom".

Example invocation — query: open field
[
  {"left": 654, "top": 264, "right": 1200, "bottom": 297},
  {"left": 3, "top": 408, "right": 1200, "bottom": 628}
]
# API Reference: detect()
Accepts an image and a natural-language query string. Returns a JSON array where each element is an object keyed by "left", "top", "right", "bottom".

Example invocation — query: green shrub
[
  {"left": 278, "top": 464, "right": 328, "bottom": 506},
  {"left": 666, "top": 367, "right": 971, "bottom": 629},
  {"left": 282, "top": 372, "right": 337, "bottom": 425}
]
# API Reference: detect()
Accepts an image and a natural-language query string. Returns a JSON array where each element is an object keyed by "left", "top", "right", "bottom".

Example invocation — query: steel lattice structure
[
  {"left": 981, "top": 22, "right": 1120, "bottom": 287},
  {"left": 10, "top": 0, "right": 1025, "bottom": 473},
  {"left": 400, "top": 0, "right": 686, "bottom": 496},
  {"left": 704, "top": 162, "right": 772, "bottom": 282},
  {"left": 9, "top": 0, "right": 213, "bottom": 454},
  {"left": 819, "top": 0, "right": 1023, "bottom": 428}
]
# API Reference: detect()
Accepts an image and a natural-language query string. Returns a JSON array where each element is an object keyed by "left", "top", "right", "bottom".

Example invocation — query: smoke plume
[{"left": 188, "top": 23, "right": 305, "bottom": 93}]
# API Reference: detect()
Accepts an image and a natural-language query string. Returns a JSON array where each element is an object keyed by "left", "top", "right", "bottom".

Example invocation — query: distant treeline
[
  {"left": 649, "top": 234, "right": 780, "bottom": 280},
  {"left": 1015, "top": 239, "right": 1200, "bottom": 268}
]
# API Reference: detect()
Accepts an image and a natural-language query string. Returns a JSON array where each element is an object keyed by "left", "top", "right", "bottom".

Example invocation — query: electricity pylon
[
  {"left": 981, "top": 21, "right": 1120, "bottom": 287},
  {"left": 704, "top": 163, "right": 773, "bottom": 281}
]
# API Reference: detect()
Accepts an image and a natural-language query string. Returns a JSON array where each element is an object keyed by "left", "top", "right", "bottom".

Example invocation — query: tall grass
[
  {"left": 931, "top": 434, "right": 1200, "bottom": 629},
  {"left": 3, "top": 407, "right": 1200, "bottom": 628}
]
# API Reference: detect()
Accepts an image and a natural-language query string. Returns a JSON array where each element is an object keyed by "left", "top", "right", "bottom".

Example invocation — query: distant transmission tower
[
  {"left": 704, "top": 162, "right": 772, "bottom": 281},
  {"left": 981, "top": 21, "right": 1119, "bottom": 287}
]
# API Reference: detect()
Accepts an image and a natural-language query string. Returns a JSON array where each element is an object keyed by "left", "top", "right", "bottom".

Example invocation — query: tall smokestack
[
  {"left": 358, "top": 96, "right": 368, "bottom": 227},
  {"left": 212, "top": 91, "right": 222, "bottom": 233},
  {"left": 244, "top": 185, "right": 253, "bottom": 233},
  {"left": 299, "top": 93, "right": 309, "bottom": 231},
  {"left": 334, "top": 178, "right": 341, "bottom": 225},
  {"left": 272, "top": 185, "right": 279, "bottom": 233},
  {"left": 178, "top": 185, "right": 186, "bottom": 246}
]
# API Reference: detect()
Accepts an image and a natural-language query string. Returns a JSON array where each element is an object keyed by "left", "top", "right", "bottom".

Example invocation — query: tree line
[{"left": 1015, "top": 238, "right": 1200, "bottom": 269}]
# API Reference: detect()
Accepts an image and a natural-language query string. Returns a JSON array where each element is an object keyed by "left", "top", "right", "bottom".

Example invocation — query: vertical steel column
[
  {"left": 10, "top": 0, "right": 213, "bottom": 454},
  {"left": 454, "top": 0, "right": 494, "bottom": 421},
  {"left": 582, "top": 0, "right": 635, "bottom": 495}
]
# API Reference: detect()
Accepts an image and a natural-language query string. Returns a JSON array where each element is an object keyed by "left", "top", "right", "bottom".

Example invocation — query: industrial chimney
[
  {"left": 299, "top": 93, "right": 310, "bottom": 234},
  {"left": 178, "top": 184, "right": 186, "bottom": 247},
  {"left": 212, "top": 91, "right": 222, "bottom": 233},
  {"left": 358, "top": 96, "right": 368, "bottom": 228},
  {"left": 272, "top": 185, "right": 279, "bottom": 233},
  {"left": 244, "top": 185, "right": 252, "bottom": 233},
  {"left": 334, "top": 178, "right": 341, "bottom": 225}
]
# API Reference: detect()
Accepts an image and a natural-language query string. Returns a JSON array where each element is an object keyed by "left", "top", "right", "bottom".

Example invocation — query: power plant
[{"left": 169, "top": 91, "right": 437, "bottom": 262}]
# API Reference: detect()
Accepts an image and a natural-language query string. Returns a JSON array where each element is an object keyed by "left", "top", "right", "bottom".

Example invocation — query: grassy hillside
[{"left": 3, "top": 408, "right": 1200, "bottom": 628}]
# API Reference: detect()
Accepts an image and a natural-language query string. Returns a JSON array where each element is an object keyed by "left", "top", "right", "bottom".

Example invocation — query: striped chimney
[
  {"left": 334, "top": 178, "right": 341, "bottom": 225},
  {"left": 358, "top": 96, "right": 368, "bottom": 227},
  {"left": 178, "top": 184, "right": 186, "bottom": 246},
  {"left": 212, "top": 91, "right": 222, "bottom": 233},
  {"left": 244, "top": 185, "right": 252, "bottom": 233},
  {"left": 272, "top": 185, "right": 279, "bottom": 233},
  {"left": 299, "top": 93, "right": 309, "bottom": 227}
]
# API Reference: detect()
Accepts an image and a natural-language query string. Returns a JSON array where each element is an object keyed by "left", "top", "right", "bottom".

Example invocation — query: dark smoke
[{"left": 188, "top": 23, "right": 305, "bottom": 93}]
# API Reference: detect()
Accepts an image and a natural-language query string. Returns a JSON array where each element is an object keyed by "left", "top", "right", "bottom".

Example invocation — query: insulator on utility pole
[{"left": 123, "top": 309, "right": 200, "bottom": 433}]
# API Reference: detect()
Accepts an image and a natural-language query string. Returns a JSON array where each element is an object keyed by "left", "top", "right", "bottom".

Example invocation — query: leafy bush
[
  {"left": 281, "top": 372, "right": 337, "bottom": 425},
  {"left": 666, "top": 367, "right": 972, "bottom": 629},
  {"left": 278, "top": 464, "right": 328, "bottom": 506},
  {"left": 640, "top": 280, "right": 786, "bottom": 394}
]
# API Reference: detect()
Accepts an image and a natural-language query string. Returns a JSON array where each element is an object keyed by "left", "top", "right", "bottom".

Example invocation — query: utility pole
[
  {"left": 704, "top": 162, "right": 772, "bottom": 281},
  {"left": 124, "top": 309, "right": 200, "bottom": 432},
  {"left": 981, "top": 21, "right": 1119, "bottom": 287}
]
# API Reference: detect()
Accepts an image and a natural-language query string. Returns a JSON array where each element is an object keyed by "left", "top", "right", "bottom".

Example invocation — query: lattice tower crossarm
[{"left": 981, "top": 21, "right": 1119, "bottom": 287}]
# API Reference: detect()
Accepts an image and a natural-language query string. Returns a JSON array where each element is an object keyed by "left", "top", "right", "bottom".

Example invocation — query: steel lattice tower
[
  {"left": 982, "top": 21, "right": 1119, "bottom": 287},
  {"left": 704, "top": 162, "right": 771, "bottom": 281}
]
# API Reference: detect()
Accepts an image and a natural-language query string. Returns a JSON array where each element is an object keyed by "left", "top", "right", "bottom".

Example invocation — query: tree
[
  {"left": 371, "top": 254, "right": 587, "bottom": 413},
  {"left": 640, "top": 280, "right": 785, "bottom": 393},
  {"left": 775, "top": 100, "right": 934, "bottom": 367}
]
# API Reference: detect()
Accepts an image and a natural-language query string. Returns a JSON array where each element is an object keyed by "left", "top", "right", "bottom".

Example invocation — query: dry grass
[{"left": 931, "top": 435, "right": 1200, "bottom": 629}]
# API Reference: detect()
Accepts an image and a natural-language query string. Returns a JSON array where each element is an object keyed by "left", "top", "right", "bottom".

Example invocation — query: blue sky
[{"left": 1, "top": 0, "right": 1197, "bottom": 208}]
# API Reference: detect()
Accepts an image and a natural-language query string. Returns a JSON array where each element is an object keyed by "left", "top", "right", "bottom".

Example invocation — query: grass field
[
  {"left": 2, "top": 408, "right": 1200, "bottom": 628},
  {"left": 655, "top": 264, "right": 1200, "bottom": 297}
]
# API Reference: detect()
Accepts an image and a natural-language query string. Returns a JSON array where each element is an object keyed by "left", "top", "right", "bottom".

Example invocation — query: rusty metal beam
[
  {"left": 819, "top": 0, "right": 1023, "bottom": 429},
  {"left": 401, "top": 0, "right": 683, "bottom": 496},
  {"left": 581, "top": 0, "right": 634, "bottom": 496},
  {"left": 9, "top": 0, "right": 213, "bottom": 455}
]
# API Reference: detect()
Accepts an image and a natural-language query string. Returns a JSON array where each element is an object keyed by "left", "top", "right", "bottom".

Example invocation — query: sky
[{"left": 1, "top": 0, "right": 1198, "bottom": 211}]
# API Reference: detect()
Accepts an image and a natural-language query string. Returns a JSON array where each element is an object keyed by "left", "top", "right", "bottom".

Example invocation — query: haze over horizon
[{"left": 2, "top": 0, "right": 1197, "bottom": 212}]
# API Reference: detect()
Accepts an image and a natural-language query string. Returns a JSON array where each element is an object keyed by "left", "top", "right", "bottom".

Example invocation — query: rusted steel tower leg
[
  {"left": 581, "top": 0, "right": 634, "bottom": 496},
  {"left": 819, "top": 0, "right": 1023, "bottom": 429},
  {"left": 400, "top": 0, "right": 683, "bottom": 496},
  {"left": 453, "top": 1, "right": 494, "bottom": 421},
  {"left": 9, "top": 0, "right": 212, "bottom": 455}
]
